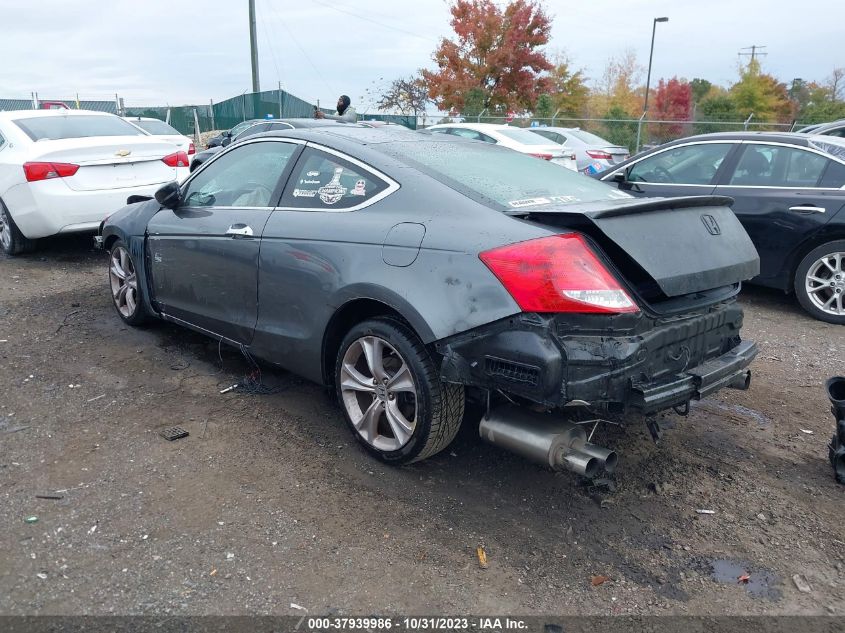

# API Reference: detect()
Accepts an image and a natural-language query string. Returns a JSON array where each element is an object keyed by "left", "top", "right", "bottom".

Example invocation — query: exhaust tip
[
  {"left": 603, "top": 450, "right": 619, "bottom": 474},
  {"left": 729, "top": 370, "right": 751, "bottom": 391},
  {"left": 560, "top": 449, "right": 600, "bottom": 479},
  {"left": 826, "top": 376, "right": 845, "bottom": 405}
]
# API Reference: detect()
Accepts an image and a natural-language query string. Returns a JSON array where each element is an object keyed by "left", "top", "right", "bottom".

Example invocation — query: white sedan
[
  {"left": 426, "top": 122, "right": 578, "bottom": 170},
  {"left": 0, "top": 109, "right": 189, "bottom": 255},
  {"left": 122, "top": 116, "right": 195, "bottom": 157}
]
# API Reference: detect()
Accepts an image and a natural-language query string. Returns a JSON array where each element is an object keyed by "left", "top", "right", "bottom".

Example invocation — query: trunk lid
[
  {"left": 514, "top": 196, "right": 760, "bottom": 302},
  {"left": 27, "top": 137, "right": 179, "bottom": 191}
]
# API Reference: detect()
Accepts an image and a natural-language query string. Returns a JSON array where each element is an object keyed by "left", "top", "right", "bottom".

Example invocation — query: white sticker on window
[{"left": 318, "top": 167, "right": 347, "bottom": 205}]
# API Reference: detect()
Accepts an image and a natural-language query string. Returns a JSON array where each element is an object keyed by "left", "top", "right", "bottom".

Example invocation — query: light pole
[{"left": 635, "top": 16, "right": 668, "bottom": 154}]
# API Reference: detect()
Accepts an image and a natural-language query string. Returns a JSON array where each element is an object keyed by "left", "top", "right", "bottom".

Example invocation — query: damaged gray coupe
[{"left": 99, "top": 126, "right": 760, "bottom": 476}]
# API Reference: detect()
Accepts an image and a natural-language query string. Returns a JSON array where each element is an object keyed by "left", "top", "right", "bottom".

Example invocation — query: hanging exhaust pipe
[
  {"left": 479, "top": 405, "right": 615, "bottom": 478},
  {"left": 728, "top": 370, "right": 752, "bottom": 391},
  {"left": 825, "top": 376, "right": 845, "bottom": 484}
]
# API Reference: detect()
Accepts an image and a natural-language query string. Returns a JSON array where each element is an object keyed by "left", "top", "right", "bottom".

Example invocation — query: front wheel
[
  {"left": 109, "top": 240, "right": 147, "bottom": 326},
  {"left": 335, "top": 318, "right": 464, "bottom": 464},
  {"left": 795, "top": 240, "right": 845, "bottom": 325}
]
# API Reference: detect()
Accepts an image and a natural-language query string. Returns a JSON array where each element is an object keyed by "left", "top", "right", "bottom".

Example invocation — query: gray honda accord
[{"left": 99, "top": 126, "right": 760, "bottom": 477}]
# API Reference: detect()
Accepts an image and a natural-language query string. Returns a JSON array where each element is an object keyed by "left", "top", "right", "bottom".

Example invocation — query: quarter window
[
  {"left": 628, "top": 143, "right": 733, "bottom": 185},
  {"left": 282, "top": 148, "right": 389, "bottom": 210},
  {"left": 449, "top": 128, "right": 496, "bottom": 143},
  {"left": 182, "top": 140, "right": 297, "bottom": 208},
  {"left": 729, "top": 144, "right": 828, "bottom": 187}
]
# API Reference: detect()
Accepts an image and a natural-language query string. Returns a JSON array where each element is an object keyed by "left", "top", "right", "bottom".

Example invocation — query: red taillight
[
  {"left": 23, "top": 162, "right": 80, "bottom": 182},
  {"left": 586, "top": 150, "right": 613, "bottom": 160},
  {"left": 479, "top": 234, "right": 638, "bottom": 314},
  {"left": 162, "top": 151, "right": 189, "bottom": 167},
  {"left": 188, "top": 142, "right": 196, "bottom": 155},
  {"left": 529, "top": 152, "right": 553, "bottom": 160}
]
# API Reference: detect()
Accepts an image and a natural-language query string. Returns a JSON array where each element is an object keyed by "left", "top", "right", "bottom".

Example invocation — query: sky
[{"left": 1, "top": 0, "right": 843, "bottom": 112}]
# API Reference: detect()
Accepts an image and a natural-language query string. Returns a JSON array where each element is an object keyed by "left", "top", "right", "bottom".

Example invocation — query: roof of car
[
  {"left": 0, "top": 109, "right": 119, "bottom": 121},
  {"left": 428, "top": 122, "right": 519, "bottom": 131},
  {"left": 657, "top": 131, "right": 837, "bottom": 147}
]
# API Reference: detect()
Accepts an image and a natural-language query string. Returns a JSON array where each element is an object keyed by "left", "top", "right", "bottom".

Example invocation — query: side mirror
[
  {"left": 155, "top": 181, "right": 182, "bottom": 209},
  {"left": 610, "top": 171, "right": 626, "bottom": 183}
]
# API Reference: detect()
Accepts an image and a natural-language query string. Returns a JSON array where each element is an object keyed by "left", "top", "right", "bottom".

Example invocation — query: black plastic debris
[
  {"left": 825, "top": 376, "right": 845, "bottom": 485},
  {"left": 160, "top": 426, "right": 189, "bottom": 442}
]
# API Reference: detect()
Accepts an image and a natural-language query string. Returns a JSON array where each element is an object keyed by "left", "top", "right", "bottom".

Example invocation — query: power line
[
  {"left": 256, "top": 0, "right": 283, "bottom": 86},
  {"left": 738, "top": 45, "right": 767, "bottom": 62},
  {"left": 277, "top": 19, "right": 336, "bottom": 96},
  {"left": 311, "top": 0, "right": 436, "bottom": 43}
]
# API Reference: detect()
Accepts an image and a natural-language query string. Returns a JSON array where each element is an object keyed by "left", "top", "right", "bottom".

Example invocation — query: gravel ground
[{"left": 0, "top": 235, "right": 843, "bottom": 616}]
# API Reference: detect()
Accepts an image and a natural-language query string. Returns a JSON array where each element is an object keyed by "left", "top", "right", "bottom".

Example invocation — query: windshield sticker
[
  {"left": 306, "top": 170, "right": 320, "bottom": 177},
  {"left": 299, "top": 179, "right": 321, "bottom": 185},
  {"left": 292, "top": 188, "right": 318, "bottom": 198},
  {"left": 508, "top": 197, "right": 551, "bottom": 208},
  {"left": 318, "top": 167, "right": 347, "bottom": 204},
  {"left": 351, "top": 179, "right": 366, "bottom": 196}
]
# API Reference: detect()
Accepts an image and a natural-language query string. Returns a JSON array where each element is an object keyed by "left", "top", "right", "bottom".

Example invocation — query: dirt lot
[{"left": 0, "top": 235, "right": 843, "bottom": 617}]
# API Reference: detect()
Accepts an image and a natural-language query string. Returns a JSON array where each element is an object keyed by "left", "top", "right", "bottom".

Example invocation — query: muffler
[
  {"left": 479, "top": 406, "right": 615, "bottom": 478},
  {"left": 825, "top": 376, "right": 845, "bottom": 484},
  {"left": 728, "top": 370, "right": 752, "bottom": 391}
]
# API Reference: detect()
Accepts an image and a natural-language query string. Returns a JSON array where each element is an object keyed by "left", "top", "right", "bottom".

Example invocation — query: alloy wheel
[
  {"left": 805, "top": 251, "right": 845, "bottom": 316},
  {"left": 0, "top": 207, "right": 10, "bottom": 252},
  {"left": 110, "top": 246, "right": 138, "bottom": 318},
  {"left": 339, "top": 335, "right": 418, "bottom": 452}
]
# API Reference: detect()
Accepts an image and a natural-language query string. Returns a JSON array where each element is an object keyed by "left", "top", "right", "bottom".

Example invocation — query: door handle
[
  {"left": 789, "top": 205, "right": 826, "bottom": 214},
  {"left": 226, "top": 223, "right": 254, "bottom": 237}
]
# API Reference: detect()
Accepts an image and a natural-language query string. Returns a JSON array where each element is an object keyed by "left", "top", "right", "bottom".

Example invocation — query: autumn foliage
[{"left": 421, "top": 0, "right": 552, "bottom": 113}]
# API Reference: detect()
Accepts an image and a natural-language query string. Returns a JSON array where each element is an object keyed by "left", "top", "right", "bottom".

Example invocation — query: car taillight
[
  {"left": 586, "top": 150, "right": 613, "bottom": 160},
  {"left": 479, "top": 234, "right": 638, "bottom": 314},
  {"left": 162, "top": 151, "right": 189, "bottom": 167},
  {"left": 570, "top": 153, "right": 577, "bottom": 161},
  {"left": 529, "top": 152, "right": 553, "bottom": 160},
  {"left": 23, "top": 162, "right": 80, "bottom": 182},
  {"left": 188, "top": 142, "right": 196, "bottom": 155}
]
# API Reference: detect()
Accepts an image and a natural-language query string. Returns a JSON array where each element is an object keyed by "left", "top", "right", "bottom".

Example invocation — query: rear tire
[
  {"left": 108, "top": 240, "right": 147, "bottom": 326},
  {"left": 335, "top": 317, "right": 465, "bottom": 464},
  {"left": 0, "top": 201, "right": 37, "bottom": 256},
  {"left": 794, "top": 240, "right": 845, "bottom": 325}
]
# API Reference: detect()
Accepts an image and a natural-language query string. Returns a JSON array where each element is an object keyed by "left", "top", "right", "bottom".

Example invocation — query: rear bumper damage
[{"left": 437, "top": 301, "right": 757, "bottom": 415}]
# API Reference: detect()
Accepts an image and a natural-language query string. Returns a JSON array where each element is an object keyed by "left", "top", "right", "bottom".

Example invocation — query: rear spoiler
[{"left": 507, "top": 195, "right": 735, "bottom": 219}]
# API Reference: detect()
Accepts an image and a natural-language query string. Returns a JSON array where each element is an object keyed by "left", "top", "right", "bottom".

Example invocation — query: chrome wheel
[
  {"left": 109, "top": 246, "right": 138, "bottom": 318},
  {"left": 339, "top": 336, "right": 418, "bottom": 451},
  {"left": 0, "top": 207, "right": 10, "bottom": 252},
  {"left": 805, "top": 251, "right": 845, "bottom": 316}
]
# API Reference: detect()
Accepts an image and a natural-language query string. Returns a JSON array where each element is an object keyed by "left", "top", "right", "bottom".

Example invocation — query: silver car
[{"left": 531, "top": 127, "right": 629, "bottom": 174}]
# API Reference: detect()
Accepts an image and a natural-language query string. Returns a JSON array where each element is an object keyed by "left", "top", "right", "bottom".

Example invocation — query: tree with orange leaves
[{"left": 421, "top": 0, "right": 552, "bottom": 114}]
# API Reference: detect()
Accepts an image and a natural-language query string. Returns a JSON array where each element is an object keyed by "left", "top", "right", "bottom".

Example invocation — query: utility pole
[
  {"left": 248, "top": 0, "right": 260, "bottom": 93},
  {"left": 739, "top": 45, "right": 767, "bottom": 63},
  {"left": 635, "top": 16, "right": 669, "bottom": 154}
]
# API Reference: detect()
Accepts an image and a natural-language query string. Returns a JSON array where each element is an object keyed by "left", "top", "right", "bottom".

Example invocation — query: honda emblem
[{"left": 701, "top": 214, "right": 721, "bottom": 235}]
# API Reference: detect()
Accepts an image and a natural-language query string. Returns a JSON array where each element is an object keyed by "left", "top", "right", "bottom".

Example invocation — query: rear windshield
[
  {"left": 130, "top": 119, "right": 180, "bottom": 135},
  {"left": 229, "top": 120, "right": 262, "bottom": 136},
  {"left": 497, "top": 127, "right": 554, "bottom": 146},
  {"left": 566, "top": 129, "right": 613, "bottom": 146},
  {"left": 384, "top": 140, "right": 632, "bottom": 210},
  {"left": 14, "top": 115, "right": 145, "bottom": 141}
]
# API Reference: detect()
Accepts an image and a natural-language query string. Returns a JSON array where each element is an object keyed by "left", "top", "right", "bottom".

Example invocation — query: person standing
[{"left": 315, "top": 95, "right": 358, "bottom": 123}]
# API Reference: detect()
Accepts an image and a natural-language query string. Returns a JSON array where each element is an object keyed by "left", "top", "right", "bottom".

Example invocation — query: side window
[
  {"left": 429, "top": 128, "right": 451, "bottom": 135},
  {"left": 235, "top": 122, "right": 269, "bottom": 141},
  {"left": 477, "top": 132, "right": 496, "bottom": 144},
  {"left": 282, "top": 148, "right": 389, "bottom": 210},
  {"left": 730, "top": 145, "right": 827, "bottom": 187},
  {"left": 820, "top": 160, "right": 845, "bottom": 188},
  {"left": 628, "top": 143, "right": 733, "bottom": 184},
  {"left": 182, "top": 140, "right": 297, "bottom": 208},
  {"left": 823, "top": 126, "right": 845, "bottom": 138},
  {"left": 450, "top": 128, "right": 483, "bottom": 141},
  {"left": 268, "top": 122, "right": 294, "bottom": 131}
]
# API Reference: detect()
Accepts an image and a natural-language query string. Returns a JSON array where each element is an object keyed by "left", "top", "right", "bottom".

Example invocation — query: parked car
[
  {"left": 0, "top": 109, "right": 190, "bottom": 255},
  {"left": 190, "top": 118, "right": 359, "bottom": 172},
  {"left": 530, "top": 127, "right": 629, "bottom": 174},
  {"left": 797, "top": 119, "right": 845, "bottom": 138},
  {"left": 99, "top": 126, "right": 758, "bottom": 474},
  {"left": 206, "top": 119, "right": 265, "bottom": 148},
  {"left": 426, "top": 122, "right": 578, "bottom": 170},
  {"left": 123, "top": 116, "right": 195, "bottom": 157},
  {"left": 596, "top": 131, "right": 845, "bottom": 324}
]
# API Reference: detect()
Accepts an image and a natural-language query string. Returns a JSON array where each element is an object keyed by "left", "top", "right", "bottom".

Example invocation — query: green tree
[
  {"left": 729, "top": 59, "right": 794, "bottom": 123},
  {"left": 534, "top": 93, "right": 554, "bottom": 119},
  {"left": 600, "top": 105, "right": 638, "bottom": 150},
  {"left": 690, "top": 78, "right": 712, "bottom": 104},
  {"left": 546, "top": 52, "right": 589, "bottom": 117},
  {"left": 461, "top": 87, "right": 487, "bottom": 118},
  {"left": 694, "top": 93, "right": 740, "bottom": 134}
]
